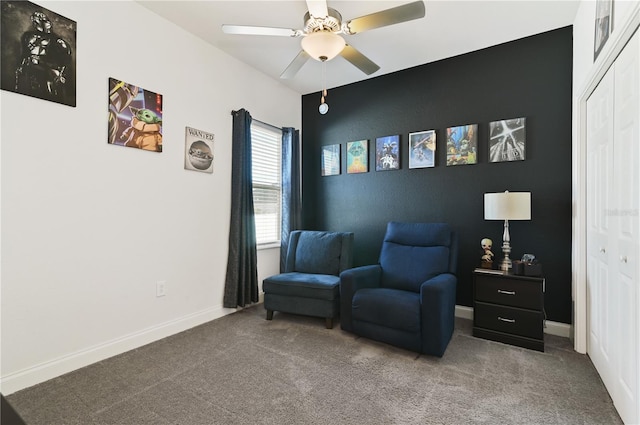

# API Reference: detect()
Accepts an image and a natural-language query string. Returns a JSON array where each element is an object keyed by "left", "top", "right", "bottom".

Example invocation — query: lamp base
[
  {"left": 499, "top": 255, "right": 512, "bottom": 272},
  {"left": 500, "top": 219, "right": 513, "bottom": 271},
  {"left": 500, "top": 240, "right": 512, "bottom": 271}
]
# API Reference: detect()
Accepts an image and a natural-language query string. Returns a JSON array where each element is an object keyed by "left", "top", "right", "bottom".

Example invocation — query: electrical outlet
[{"left": 156, "top": 281, "right": 167, "bottom": 297}]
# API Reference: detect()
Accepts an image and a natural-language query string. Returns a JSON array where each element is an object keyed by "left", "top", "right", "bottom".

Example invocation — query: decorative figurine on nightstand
[{"left": 480, "top": 238, "right": 494, "bottom": 268}]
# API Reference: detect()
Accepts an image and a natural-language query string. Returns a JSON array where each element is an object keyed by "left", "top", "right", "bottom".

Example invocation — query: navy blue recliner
[
  {"left": 340, "top": 222, "right": 458, "bottom": 356},
  {"left": 263, "top": 230, "right": 354, "bottom": 329}
]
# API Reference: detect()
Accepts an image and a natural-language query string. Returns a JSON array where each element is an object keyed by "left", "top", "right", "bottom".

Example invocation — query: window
[{"left": 251, "top": 121, "right": 282, "bottom": 246}]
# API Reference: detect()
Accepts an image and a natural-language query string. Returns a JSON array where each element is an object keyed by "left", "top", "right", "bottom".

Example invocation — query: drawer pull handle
[
  {"left": 620, "top": 256, "right": 628, "bottom": 263},
  {"left": 498, "top": 317, "right": 516, "bottom": 323},
  {"left": 497, "top": 290, "right": 516, "bottom": 295},
  {"left": 600, "top": 247, "right": 606, "bottom": 253}
]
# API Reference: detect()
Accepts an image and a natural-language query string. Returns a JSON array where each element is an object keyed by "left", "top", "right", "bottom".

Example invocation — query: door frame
[{"left": 573, "top": 4, "right": 640, "bottom": 354}]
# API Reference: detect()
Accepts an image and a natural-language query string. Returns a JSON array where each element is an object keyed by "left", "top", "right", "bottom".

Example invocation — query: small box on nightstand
[
  {"left": 512, "top": 260, "right": 542, "bottom": 276},
  {"left": 524, "top": 263, "right": 542, "bottom": 276},
  {"left": 512, "top": 260, "right": 524, "bottom": 275}
]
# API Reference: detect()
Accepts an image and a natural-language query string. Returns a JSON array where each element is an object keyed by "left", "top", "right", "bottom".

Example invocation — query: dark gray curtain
[
  {"left": 280, "top": 127, "right": 302, "bottom": 272},
  {"left": 223, "top": 109, "right": 258, "bottom": 308}
]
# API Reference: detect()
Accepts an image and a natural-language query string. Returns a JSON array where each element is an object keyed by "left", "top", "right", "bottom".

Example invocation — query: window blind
[{"left": 251, "top": 121, "right": 282, "bottom": 245}]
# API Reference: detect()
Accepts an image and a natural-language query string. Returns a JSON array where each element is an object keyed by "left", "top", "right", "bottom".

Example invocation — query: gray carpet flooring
[{"left": 7, "top": 304, "right": 622, "bottom": 424}]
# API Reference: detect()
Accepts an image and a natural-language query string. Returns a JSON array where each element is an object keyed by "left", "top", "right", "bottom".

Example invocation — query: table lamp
[{"left": 484, "top": 191, "right": 531, "bottom": 271}]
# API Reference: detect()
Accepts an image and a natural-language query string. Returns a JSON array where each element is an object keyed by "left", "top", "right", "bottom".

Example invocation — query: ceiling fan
[{"left": 222, "top": 0, "right": 426, "bottom": 79}]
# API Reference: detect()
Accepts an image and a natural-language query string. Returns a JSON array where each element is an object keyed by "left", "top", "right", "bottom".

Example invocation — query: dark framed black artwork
[
  {"left": 409, "top": 130, "right": 436, "bottom": 169},
  {"left": 446, "top": 124, "right": 477, "bottom": 166},
  {"left": 375, "top": 135, "right": 400, "bottom": 171},
  {"left": 489, "top": 117, "right": 526, "bottom": 162},
  {"left": 347, "top": 140, "right": 368, "bottom": 174},
  {"left": 593, "top": 0, "right": 613, "bottom": 61},
  {"left": 321, "top": 144, "right": 341, "bottom": 176},
  {"left": 1, "top": 1, "right": 77, "bottom": 107}
]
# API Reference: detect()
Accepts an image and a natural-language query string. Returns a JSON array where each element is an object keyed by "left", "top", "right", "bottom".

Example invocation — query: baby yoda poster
[
  {"left": 108, "top": 77, "right": 163, "bottom": 152},
  {"left": 184, "top": 126, "right": 214, "bottom": 173}
]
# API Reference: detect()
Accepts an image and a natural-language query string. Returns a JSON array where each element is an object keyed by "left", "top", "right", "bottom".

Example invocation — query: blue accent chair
[
  {"left": 340, "top": 222, "right": 458, "bottom": 356},
  {"left": 263, "top": 230, "right": 354, "bottom": 329}
]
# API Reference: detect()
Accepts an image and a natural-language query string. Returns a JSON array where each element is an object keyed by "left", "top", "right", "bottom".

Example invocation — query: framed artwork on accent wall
[
  {"left": 184, "top": 127, "right": 214, "bottom": 173},
  {"left": 321, "top": 144, "right": 341, "bottom": 176},
  {"left": 409, "top": 130, "right": 436, "bottom": 169},
  {"left": 593, "top": 0, "right": 613, "bottom": 62},
  {"left": 489, "top": 117, "right": 526, "bottom": 162},
  {"left": 446, "top": 124, "right": 477, "bottom": 166},
  {"left": 375, "top": 135, "right": 400, "bottom": 171},
  {"left": 1, "top": 1, "right": 77, "bottom": 107},
  {"left": 346, "top": 140, "right": 368, "bottom": 173},
  {"left": 108, "top": 77, "right": 163, "bottom": 152}
]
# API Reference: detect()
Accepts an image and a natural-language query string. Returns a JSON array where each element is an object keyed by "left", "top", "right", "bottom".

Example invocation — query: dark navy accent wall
[{"left": 301, "top": 26, "right": 573, "bottom": 324}]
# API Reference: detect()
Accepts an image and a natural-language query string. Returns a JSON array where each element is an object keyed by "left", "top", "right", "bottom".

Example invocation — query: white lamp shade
[
  {"left": 484, "top": 191, "right": 531, "bottom": 220},
  {"left": 301, "top": 31, "right": 345, "bottom": 61}
]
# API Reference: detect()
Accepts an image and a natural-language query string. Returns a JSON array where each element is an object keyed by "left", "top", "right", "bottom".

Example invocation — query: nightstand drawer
[
  {"left": 474, "top": 302, "right": 543, "bottom": 340},
  {"left": 474, "top": 275, "right": 543, "bottom": 310}
]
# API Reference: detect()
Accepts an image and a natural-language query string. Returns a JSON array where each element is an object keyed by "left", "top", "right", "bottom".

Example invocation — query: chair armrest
[
  {"left": 339, "top": 265, "right": 382, "bottom": 331},
  {"left": 420, "top": 273, "right": 457, "bottom": 357}
]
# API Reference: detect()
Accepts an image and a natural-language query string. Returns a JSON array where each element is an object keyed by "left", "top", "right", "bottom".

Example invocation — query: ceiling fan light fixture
[{"left": 301, "top": 31, "right": 345, "bottom": 62}]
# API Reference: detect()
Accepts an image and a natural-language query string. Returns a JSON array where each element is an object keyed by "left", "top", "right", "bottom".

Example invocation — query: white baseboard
[
  {"left": 0, "top": 305, "right": 236, "bottom": 395},
  {"left": 455, "top": 305, "right": 474, "bottom": 320},
  {"left": 455, "top": 305, "right": 571, "bottom": 338},
  {"left": 544, "top": 320, "right": 571, "bottom": 338}
]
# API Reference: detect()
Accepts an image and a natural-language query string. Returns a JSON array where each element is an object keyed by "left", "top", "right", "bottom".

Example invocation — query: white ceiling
[{"left": 137, "top": 0, "right": 579, "bottom": 95}]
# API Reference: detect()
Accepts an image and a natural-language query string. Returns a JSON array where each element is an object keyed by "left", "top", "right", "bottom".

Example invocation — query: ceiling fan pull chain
[
  {"left": 319, "top": 60, "right": 329, "bottom": 114},
  {"left": 322, "top": 60, "right": 327, "bottom": 98}
]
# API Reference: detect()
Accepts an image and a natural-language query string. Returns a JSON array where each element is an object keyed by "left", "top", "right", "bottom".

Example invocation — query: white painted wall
[
  {"left": 571, "top": 0, "right": 640, "bottom": 353},
  {"left": 0, "top": 0, "right": 298, "bottom": 394}
]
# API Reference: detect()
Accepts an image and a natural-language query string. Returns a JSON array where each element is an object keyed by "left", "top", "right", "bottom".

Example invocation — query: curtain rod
[
  {"left": 230, "top": 110, "right": 282, "bottom": 131},
  {"left": 253, "top": 118, "right": 282, "bottom": 131}
]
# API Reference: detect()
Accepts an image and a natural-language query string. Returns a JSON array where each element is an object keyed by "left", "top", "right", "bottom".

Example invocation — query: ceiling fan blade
[
  {"left": 280, "top": 50, "right": 311, "bottom": 79},
  {"left": 222, "top": 24, "right": 299, "bottom": 37},
  {"left": 344, "top": 1, "right": 426, "bottom": 35},
  {"left": 340, "top": 45, "right": 380, "bottom": 75},
  {"left": 306, "top": 0, "right": 328, "bottom": 18}
]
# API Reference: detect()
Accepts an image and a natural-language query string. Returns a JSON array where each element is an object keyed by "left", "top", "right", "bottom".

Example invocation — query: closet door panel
[
  {"left": 586, "top": 65, "right": 616, "bottom": 392},
  {"left": 612, "top": 30, "right": 639, "bottom": 425}
]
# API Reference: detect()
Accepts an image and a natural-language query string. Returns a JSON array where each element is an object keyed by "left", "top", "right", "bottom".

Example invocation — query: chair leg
[
  {"left": 325, "top": 318, "right": 333, "bottom": 329},
  {"left": 266, "top": 310, "right": 274, "bottom": 321}
]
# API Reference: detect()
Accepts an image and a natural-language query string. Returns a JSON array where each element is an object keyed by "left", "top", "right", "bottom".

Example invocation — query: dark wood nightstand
[{"left": 472, "top": 270, "right": 545, "bottom": 351}]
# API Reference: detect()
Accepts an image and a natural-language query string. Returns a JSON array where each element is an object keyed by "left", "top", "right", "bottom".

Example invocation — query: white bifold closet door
[{"left": 586, "top": 30, "right": 639, "bottom": 425}]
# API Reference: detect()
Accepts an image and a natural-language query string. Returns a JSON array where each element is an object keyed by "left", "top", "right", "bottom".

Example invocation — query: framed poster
[
  {"left": 446, "top": 124, "right": 477, "bottom": 166},
  {"left": 108, "top": 77, "right": 163, "bottom": 152},
  {"left": 375, "top": 135, "right": 400, "bottom": 171},
  {"left": 321, "top": 144, "right": 341, "bottom": 176},
  {"left": 346, "top": 140, "right": 368, "bottom": 174},
  {"left": 184, "top": 127, "right": 214, "bottom": 173},
  {"left": 594, "top": 0, "right": 613, "bottom": 61},
  {"left": 489, "top": 117, "right": 526, "bottom": 162},
  {"left": 409, "top": 130, "right": 436, "bottom": 169},
  {"left": 1, "top": 1, "right": 77, "bottom": 106}
]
